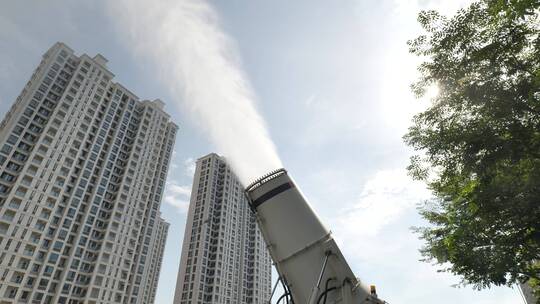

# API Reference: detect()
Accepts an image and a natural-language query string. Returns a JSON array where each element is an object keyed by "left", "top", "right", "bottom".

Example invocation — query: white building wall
[
  {"left": 0, "top": 42, "right": 175, "bottom": 304},
  {"left": 145, "top": 216, "right": 169, "bottom": 304},
  {"left": 173, "top": 153, "right": 271, "bottom": 304},
  {"left": 520, "top": 283, "right": 537, "bottom": 304}
]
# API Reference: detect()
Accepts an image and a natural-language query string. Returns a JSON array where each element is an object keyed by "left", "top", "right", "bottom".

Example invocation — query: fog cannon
[{"left": 246, "top": 169, "right": 385, "bottom": 304}]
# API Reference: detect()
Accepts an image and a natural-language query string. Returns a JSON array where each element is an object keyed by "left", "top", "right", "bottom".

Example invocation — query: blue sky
[{"left": 0, "top": 1, "right": 524, "bottom": 303}]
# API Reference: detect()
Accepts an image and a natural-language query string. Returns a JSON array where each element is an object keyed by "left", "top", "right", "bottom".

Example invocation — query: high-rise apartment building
[
  {"left": 173, "top": 153, "right": 271, "bottom": 304},
  {"left": 0, "top": 42, "right": 177, "bottom": 304}
]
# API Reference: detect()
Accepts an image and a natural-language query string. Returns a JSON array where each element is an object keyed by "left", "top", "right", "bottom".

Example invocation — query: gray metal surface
[{"left": 246, "top": 169, "right": 385, "bottom": 304}]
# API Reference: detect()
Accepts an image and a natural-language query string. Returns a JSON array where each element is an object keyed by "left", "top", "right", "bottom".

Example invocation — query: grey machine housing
[{"left": 245, "top": 169, "right": 385, "bottom": 304}]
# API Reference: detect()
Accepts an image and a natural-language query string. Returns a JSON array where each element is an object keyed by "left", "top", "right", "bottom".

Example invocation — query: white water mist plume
[{"left": 108, "top": 0, "right": 282, "bottom": 185}]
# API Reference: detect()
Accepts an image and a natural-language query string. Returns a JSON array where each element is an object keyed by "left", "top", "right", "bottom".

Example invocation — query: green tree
[{"left": 405, "top": 0, "right": 540, "bottom": 298}]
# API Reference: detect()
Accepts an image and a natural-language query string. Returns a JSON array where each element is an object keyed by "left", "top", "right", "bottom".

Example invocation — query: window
[
  {"left": 53, "top": 241, "right": 63, "bottom": 251},
  {"left": 7, "top": 135, "right": 18, "bottom": 145},
  {"left": 17, "top": 142, "right": 31, "bottom": 152},
  {"left": 1, "top": 172, "right": 15, "bottom": 182},
  {"left": 8, "top": 199, "right": 21, "bottom": 209},
  {"left": 0, "top": 184, "right": 9, "bottom": 194},
  {"left": 34, "top": 91, "right": 44, "bottom": 100},
  {"left": 29, "top": 124, "right": 41, "bottom": 133},
  {"left": 7, "top": 162, "right": 21, "bottom": 172},
  {"left": 13, "top": 151, "right": 27, "bottom": 162},
  {"left": 12, "top": 125, "right": 24, "bottom": 135},
  {"left": 26, "top": 276, "right": 35, "bottom": 287},
  {"left": 48, "top": 253, "right": 59, "bottom": 263}
]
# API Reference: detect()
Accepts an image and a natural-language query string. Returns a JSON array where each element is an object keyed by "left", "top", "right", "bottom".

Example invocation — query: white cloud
[
  {"left": 183, "top": 157, "right": 196, "bottom": 177},
  {"left": 163, "top": 156, "right": 196, "bottom": 214},
  {"left": 335, "top": 169, "right": 430, "bottom": 238},
  {"left": 327, "top": 169, "right": 431, "bottom": 276},
  {"left": 331, "top": 169, "right": 431, "bottom": 264},
  {"left": 168, "top": 184, "right": 191, "bottom": 197},
  {"left": 328, "top": 169, "right": 520, "bottom": 303},
  {"left": 393, "top": 0, "right": 472, "bottom": 16},
  {"left": 164, "top": 196, "right": 190, "bottom": 213},
  {"left": 163, "top": 181, "right": 192, "bottom": 213}
]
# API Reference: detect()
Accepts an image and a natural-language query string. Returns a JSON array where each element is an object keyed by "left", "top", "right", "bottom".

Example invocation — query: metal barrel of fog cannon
[{"left": 245, "top": 169, "right": 384, "bottom": 304}]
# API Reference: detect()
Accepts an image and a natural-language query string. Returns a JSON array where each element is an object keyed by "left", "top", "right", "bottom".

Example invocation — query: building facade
[
  {"left": 0, "top": 42, "right": 176, "bottom": 304},
  {"left": 145, "top": 216, "right": 169, "bottom": 304},
  {"left": 520, "top": 283, "right": 537, "bottom": 304},
  {"left": 173, "top": 153, "right": 271, "bottom": 304}
]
